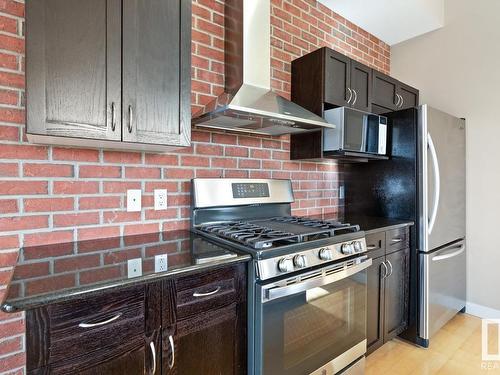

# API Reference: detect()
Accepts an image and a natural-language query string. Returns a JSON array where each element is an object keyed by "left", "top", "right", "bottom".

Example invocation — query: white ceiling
[{"left": 318, "top": 0, "right": 445, "bottom": 45}]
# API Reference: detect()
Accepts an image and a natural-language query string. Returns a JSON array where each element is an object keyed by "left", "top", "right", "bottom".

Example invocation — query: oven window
[{"left": 261, "top": 272, "right": 367, "bottom": 375}]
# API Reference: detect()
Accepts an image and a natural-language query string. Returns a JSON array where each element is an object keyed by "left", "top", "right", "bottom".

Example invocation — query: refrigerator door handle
[
  {"left": 427, "top": 132, "right": 440, "bottom": 235},
  {"left": 432, "top": 244, "right": 465, "bottom": 262}
]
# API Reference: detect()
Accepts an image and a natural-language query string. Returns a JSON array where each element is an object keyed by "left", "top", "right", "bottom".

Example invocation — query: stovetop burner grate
[{"left": 197, "top": 216, "right": 360, "bottom": 250}]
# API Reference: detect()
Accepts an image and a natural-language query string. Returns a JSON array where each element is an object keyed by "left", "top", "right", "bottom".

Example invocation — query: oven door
[{"left": 255, "top": 256, "right": 371, "bottom": 375}]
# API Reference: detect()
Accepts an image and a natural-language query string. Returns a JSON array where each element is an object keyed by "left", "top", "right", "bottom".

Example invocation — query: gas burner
[
  {"left": 198, "top": 216, "right": 360, "bottom": 250},
  {"left": 199, "top": 222, "right": 300, "bottom": 249}
]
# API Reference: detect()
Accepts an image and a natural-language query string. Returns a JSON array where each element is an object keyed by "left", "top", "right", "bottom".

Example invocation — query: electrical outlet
[
  {"left": 127, "top": 189, "right": 142, "bottom": 212},
  {"left": 154, "top": 189, "right": 168, "bottom": 210},
  {"left": 155, "top": 254, "right": 168, "bottom": 273},
  {"left": 127, "top": 258, "right": 142, "bottom": 278}
]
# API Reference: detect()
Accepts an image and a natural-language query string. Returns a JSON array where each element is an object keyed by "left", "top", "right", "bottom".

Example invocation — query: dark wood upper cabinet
[
  {"left": 371, "top": 70, "right": 399, "bottom": 111},
  {"left": 324, "top": 49, "right": 351, "bottom": 108},
  {"left": 371, "top": 70, "right": 419, "bottom": 113},
  {"left": 26, "top": 0, "right": 122, "bottom": 142},
  {"left": 26, "top": 0, "right": 191, "bottom": 151},
  {"left": 122, "top": 0, "right": 191, "bottom": 147},
  {"left": 398, "top": 82, "right": 419, "bottom": 110},
  {"left": 350, "top": 60, "right": 372, "bottom": 112},
  {"left": 292, "top": 47, "right": 372, "bottom": 116}
]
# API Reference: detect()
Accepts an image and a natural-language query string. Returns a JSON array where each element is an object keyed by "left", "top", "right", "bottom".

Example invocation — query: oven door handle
[{"left": 262, "top": 257, "right": 372, "bottom": 303}]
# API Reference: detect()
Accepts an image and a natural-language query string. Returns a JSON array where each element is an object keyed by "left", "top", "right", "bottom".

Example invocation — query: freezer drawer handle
[
  {"left": 427, "top": 133, "right": 441, "bottom": 235},
  {"left": 432, "top": 245, "right": 465, "bottom": 262}
]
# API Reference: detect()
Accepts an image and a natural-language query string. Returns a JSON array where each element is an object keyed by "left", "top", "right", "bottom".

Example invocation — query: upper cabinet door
[
  {"left": 350, "top": 60, "right": 372, "bottom": 112},
  {"left": 398, "top": 82, "right": 419, "bottom": 110},
  {"left": 122, "top": 0, "right": 191, "bottom": 147},
  {"left": 26, "top": 0, "right": 122, "bottom": 141},
  {"left": 372, "top": 70, "right": 398, "bottom": 111},
  {"left": 324, "top": 49, "right": 351, "bottom": 107}
]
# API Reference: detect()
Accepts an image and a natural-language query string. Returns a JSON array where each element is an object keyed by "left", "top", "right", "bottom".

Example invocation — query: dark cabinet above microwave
[
  {"left": 292, "top": 47, "right": 372, "bottom": 116},
  {"left": 291, "top": 47, "right": 419, "bottom": 117},
  {"left": 26, "top": 0, "right": 191, "bottom": 152}
]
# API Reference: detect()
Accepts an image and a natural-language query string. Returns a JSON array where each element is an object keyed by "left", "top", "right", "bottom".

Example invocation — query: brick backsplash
[{"left": 0, "top": 0, "right": 389, "bottom": 372}]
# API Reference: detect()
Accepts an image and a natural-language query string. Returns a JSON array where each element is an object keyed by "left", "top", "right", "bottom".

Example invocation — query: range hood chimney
[{"left": 192, "top": 0, "right": 335, "bottom": 136}]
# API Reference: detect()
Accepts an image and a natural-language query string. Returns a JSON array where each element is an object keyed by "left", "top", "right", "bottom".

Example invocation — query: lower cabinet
[
  {"left": 366, "top": 228, "right": 410, "bottom": 355},
  {"left": 25, "top": 263, "right": 247, "bottom": 375}
]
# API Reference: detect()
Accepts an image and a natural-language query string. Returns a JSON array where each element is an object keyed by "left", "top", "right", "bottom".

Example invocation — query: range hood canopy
[{"left": 192, "top": 0, "right": 335, "bottom": 136}]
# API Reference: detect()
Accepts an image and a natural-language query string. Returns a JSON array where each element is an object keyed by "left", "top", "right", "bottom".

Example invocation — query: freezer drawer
[{"left": 419, "top": 240, "right": 466, "bottom": 340}]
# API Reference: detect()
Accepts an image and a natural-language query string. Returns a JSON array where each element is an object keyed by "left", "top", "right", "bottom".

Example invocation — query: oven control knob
[
  {"left": 293, "top": 254, "right": 307, "bottom": 269},
  {"left": 353, "top": 241, "right": 363, "bottom": 252},
  {"left": 341, "top": 243, "right": 354, "bottom": 255},
  {"left": 277, "top": 258, "right": 294, "bottom": 273},
  {"left": 318, "top": 247, "right": 333, "bottom": 261}
]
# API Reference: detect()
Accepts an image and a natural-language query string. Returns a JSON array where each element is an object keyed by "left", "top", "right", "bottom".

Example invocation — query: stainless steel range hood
[{"left": 192, "top": 0, "right": 335, "bottom": 136}]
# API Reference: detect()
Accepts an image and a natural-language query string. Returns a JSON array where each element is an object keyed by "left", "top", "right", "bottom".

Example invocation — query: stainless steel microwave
[{"left": 323, "top": 107, "right": 388, "bottom": 156}]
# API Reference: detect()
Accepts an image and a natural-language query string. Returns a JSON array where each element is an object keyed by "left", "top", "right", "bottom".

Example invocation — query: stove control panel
[
  {"left": 231, "top": 183, "right": 270, "bottom": 199},
  {"left": 258, "top": 237, "right": 368, "bottom": 279}
]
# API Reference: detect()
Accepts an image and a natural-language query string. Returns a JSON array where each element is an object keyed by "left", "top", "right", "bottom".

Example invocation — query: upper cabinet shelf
[{"left": 26, "top": 0, "right": 191, "bottom": 152}]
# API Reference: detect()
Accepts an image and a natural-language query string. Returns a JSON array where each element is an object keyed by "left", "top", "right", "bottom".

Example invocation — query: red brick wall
[{"left": 0, "top": 0, "right": 389, "bottom": 372}]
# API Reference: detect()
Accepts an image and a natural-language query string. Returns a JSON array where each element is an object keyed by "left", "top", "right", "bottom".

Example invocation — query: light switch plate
[
  {"left": 154, "top": 189, "right": 168, "bottom": 210},
  {"left": 127, "top": 258, "right": 142, "bottom": 278},
  {"left": 154, "top": 254, "right": 168, "bottom": 272},
  {"left": 127, "top": 189, "right": 142, "bottom": 212}
]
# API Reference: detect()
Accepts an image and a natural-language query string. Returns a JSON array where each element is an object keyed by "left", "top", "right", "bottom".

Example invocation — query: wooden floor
[{"left": 366, "top": 314, "right": 500, "bottom": 374}]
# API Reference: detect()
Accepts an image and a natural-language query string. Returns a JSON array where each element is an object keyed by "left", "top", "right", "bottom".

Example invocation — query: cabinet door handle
[
  {"left": 347, "top": 87, "right": 353, "bottom": 104},
  {"left": 352, "top": 89, "right": 358, "bottom": 106},
  {"left": 128, "top": 105, "right": 134, "bottom": 133},
  {"left": 78, "top": 312, "right": 122, "bottom": 328},
  {"left": 395, "top": 94, "right": 401, "bottom": 107},
  {"left": 150, "top": 341, "right": 156, "bottom": 374},
  {"left": 391, "top": 237, "right": 403, "bottom": 243},
  {"left": 386, "top": 260, "right": 393, "bottom": 277},
  {"left": 381, "top": 261, "right": 388, "bottom": 279},
  {"left": 168, "top": 335, "right": 175, "bottom": 369},
  {"left": 367, "top": 245, "right": 378, "bottom": 250},
  {"left": 111, "top": 102, "right": 116, "bottom": 131},
  {"left": 193, "top": 286, "right": 221, "bottom": 297},
  {"left": 400, "top": 95, "right": 404, "bottom": 108}
]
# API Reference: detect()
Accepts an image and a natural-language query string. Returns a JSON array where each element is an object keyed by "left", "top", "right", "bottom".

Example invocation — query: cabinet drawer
[
  {"left": 175, "top": 266, "right": 238, "bottom": 320},
  {"left": 365, "top": 231, "right": 386, "bottom": 259},
  {"left": 386, "top": 228, "right": 409, "bottom": 253},
  {"left": 47, "top": 287, "right": 145, "bottom": 364}
]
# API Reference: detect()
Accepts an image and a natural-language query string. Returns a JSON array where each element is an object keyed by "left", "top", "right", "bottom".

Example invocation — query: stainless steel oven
[
  {"left": 323, "top": 107, "right": 388, "bottom": 156},
  {"left": 255, "top": 255, "right": 371, "bottom": 375}
]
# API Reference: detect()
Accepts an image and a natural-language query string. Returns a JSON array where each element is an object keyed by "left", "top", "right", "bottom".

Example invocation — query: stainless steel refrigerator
[
  {"left": 418, "top": 105, "right": 466, "bottom": 342},
  {"left": 343, "top": 104, "right": 466, "bottom": 347}
]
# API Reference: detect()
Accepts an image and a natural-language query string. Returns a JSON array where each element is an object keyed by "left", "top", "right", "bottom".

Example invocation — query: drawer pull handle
[
  {"left": 78, "top": 313, "right": 122, "bottom": 328},
  {"left": 168, "top": 335, "right": 175, "bottom": 369},
  {"left": 391, "top": 237, "right": 403, "bottom": 243},
  {"left": 150, "top": 341, "right": 156, "bottom": 374},
  {"left": 367, "top": 245, "right": 378, "bottom": 250},
  {"left": 193, "top": 286, "right": 221, "bottom": 297}
]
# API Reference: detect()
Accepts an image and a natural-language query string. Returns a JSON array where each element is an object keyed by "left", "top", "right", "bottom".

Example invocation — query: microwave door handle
[
  {"left": 262, "top": 257, "right": 372, "bottom": 303},
  {"left": 427, "top": 133, "right": 441, "bottom": 234}
]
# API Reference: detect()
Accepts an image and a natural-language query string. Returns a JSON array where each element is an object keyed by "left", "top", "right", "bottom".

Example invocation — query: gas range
[
  {"left": 194, "top": 216, "right": 366, "bottom": 280},
  {"left": 191, "top": 178, "right": 370, "bottom": 375}
]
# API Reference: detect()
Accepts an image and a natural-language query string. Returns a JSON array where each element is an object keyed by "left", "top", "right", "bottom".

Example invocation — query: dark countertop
[
  {"left": 344, "top": 216, "right": 414, "bottom": 234},
  {"left": 304, "top": 213, "right": 414, "bottom": 234},
  {"left": 1, "top": 230, "right": 251, "bottom": 313}
]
